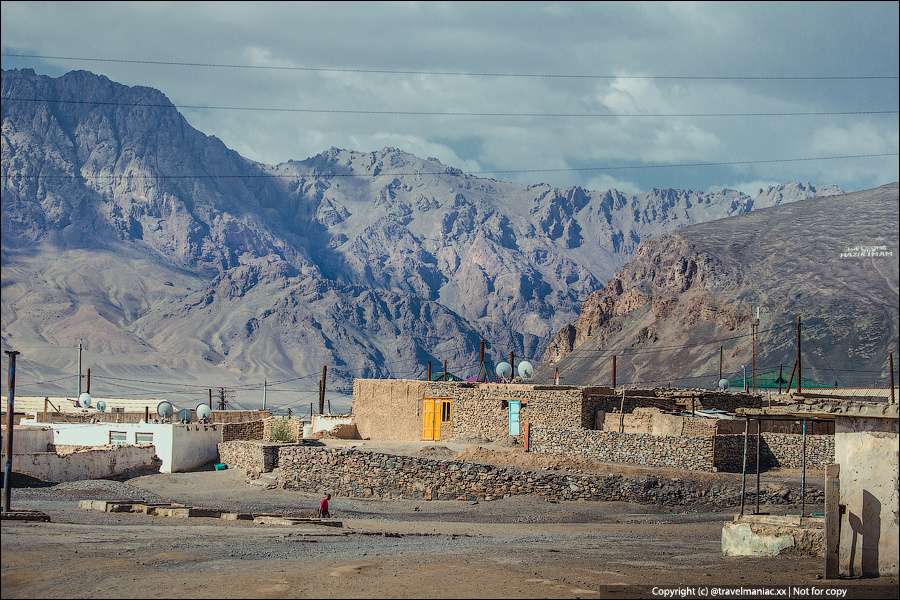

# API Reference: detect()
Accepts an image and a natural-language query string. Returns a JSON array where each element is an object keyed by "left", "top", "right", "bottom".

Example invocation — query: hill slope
[{"left": 538, "top": 183, "right": 899, "bottom": 389}]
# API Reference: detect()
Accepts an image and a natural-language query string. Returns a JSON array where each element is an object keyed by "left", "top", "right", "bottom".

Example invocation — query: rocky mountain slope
[
  {"left": 538, "top": 183, "right": 899, "bottom": 389},
  {"left": 1, "top": 68, "right": 848, "bottom": 403}
]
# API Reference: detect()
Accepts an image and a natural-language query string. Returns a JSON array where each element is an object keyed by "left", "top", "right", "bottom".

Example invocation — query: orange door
[{"left": 422, "top": 398, "right": 436, "bottom": 441}]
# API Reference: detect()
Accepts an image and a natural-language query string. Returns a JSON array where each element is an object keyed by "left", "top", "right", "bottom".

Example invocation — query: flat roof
[{"left": 738, "top": 398, "right": 898, "bottom": 420}]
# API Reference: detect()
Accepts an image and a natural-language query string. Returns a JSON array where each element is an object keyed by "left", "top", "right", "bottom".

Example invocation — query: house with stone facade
[{"left": 350, "top": 378, "right": 830, "bottom": 473}]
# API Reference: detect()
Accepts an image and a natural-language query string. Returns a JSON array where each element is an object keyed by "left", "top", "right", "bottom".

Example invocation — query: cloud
[{"left": 2, "top": 1, "right": 897, "bottom": 194}]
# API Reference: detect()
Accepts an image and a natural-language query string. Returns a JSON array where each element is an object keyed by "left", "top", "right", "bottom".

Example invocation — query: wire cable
[
  {"left": 5, "top": 96, "right": 897, "bottom": 119},
  {"left": 5, "top": 54, "right": 898, "bottom": 80}
]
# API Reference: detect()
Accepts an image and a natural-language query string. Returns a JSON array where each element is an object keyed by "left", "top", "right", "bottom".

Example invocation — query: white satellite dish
[
  {"left": 517, "top": 361, "right": 534, "bottom": 379},
  {"left": 78, "top": 392, "right": 92, "bottom": 408},
  {"left": 196, "top": 404, "right": 212, "bottom": 421},
  {"left": 718, "top": 379, "right": 730, "bottom": 391},
  {"left": 495, "top": 362, "right": 512, "bottom": 380},
  {"left": 156, "top": 401, "right": 174, "bottom": 419},
  {"left": 96, "top": 400, "right": 107, "bottom": 412}
]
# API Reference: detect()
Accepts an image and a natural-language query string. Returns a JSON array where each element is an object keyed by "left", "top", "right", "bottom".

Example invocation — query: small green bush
[{"left": 270, "top": 418, "right": 295, "bottom": 442}]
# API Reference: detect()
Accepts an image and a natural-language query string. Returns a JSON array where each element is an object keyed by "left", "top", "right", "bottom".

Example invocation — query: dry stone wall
[
  {"left": 221, "top": 420, "right": 265, "bottom": 442},
  {"left": 273, "top": 445, "right": 823, "bottom": 508},
  {"left": 217, "top": 440, "right": 285, "bottom": 472},
  {"left": 275, "top": 445, "right": 696, "bottom": 503},
  {"left": 528, "top": 426, "right": 833, "bottom": 473},
  {"left": 713, "top": 433, "right": 834, "bottom": 472},
  {"left": 530, "top": 425, "right": 715, "bottom": 471}
]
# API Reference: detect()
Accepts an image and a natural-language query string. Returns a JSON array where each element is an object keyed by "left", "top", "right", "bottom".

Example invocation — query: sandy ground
[{"left": 2, "top": 439, "right": 897, "bottom": 599}]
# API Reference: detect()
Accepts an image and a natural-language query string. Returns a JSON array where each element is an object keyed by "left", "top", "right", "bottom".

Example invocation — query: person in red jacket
[{"left": 318, "top": 493, "right": 331, "bottom": 518}]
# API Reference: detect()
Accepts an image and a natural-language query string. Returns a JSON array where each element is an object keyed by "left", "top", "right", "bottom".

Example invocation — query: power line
[
  {"left": 2, "top": 153, "right": 895, "bottom": 182},
  {"left": 4, "top": 96, "right": 897, "bottom": 119},
  {"left": 4, "top": 54, "right": 898, "bottom": 80}
]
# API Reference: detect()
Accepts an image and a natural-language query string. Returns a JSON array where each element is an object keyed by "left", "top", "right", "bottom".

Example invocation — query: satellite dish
[
  {"left": 177, "top": 408, "right": 192, "bottom": 423},
  {"left": 196, "top": 404, "right": 212, "bottom": 421},
  {"left": 518, "top": 361, "right": 534, "bottom": 379},
  {"left": 78, "top": 392, "right": 92, "bottom": 408},
  {"left": 718, "top": 379, "right": 730, "bottom": 391},
  {"left": 96, "top": 400, "right": 107, "bottom": 412},
  {"left": 495, "top": 362, "right": 512, "bottom": 380},
  {"left": 156, "top": 401, "right": 174, "bottom": 419}
]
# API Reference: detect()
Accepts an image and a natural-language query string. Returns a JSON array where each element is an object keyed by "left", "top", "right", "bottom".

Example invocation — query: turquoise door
[{"left": 509, "top": 400, "right": 520, "bottom": 435}]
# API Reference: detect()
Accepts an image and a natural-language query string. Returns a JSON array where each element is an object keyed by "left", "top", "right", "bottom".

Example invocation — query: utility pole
[
  {"left": 751, "top": 307, "right": 759, "bottom": 393},
  {"left": 263, "top": 379, "right": 267, "bottom": 411},
  {"left": 217, "top": 388, "right": 229, "bottom": 410},
  {"left": 612, "top": 356, "right": 617, "bottom": 389},
  {"left": 77, "top": 342, "right": 83, "bottom": 396},
  {"left": 797, "top": 316, "right": 802, "bottom": 394},
  {"left": 719, "top": 346, "right": 723, "bottom": 381},
  {"left": 319, "top": 365, "right": 327, "bottom": 415},
  {"left": 4, "top": 350, "right": 20, "bottom": 513},
  {"left": 890, "top": 354, "right": 895, "bottom": 404}
]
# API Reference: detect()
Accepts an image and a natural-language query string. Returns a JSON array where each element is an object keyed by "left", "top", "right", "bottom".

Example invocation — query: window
[
  {"left": 441, "top": 401, "right": 451, "bottom": 423},
  {"left": 135, "top": 432, "right": 154, "bottom": 444},
  {"left": 109, "top": 431, "right": 127, "bottom": 445}
]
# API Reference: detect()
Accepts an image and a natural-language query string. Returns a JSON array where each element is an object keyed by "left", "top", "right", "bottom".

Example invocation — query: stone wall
[
  {"left": 275, "top": 445, "right": 686, "bottom": 502},
  {"left": 530, "top": 425, "right": 716, "bottom": 471},
  {"left": 526, "top": 426, "right": 833, "bottom": 474},
  {"left": 713, "top": 433, "right": 834, "bottom": 472},
  {"left": 221, "top": 420, "right": 266, "bottom": 442},
  {"left": 217, "top": 440, "right": 288, "bottom": 473},
  {"left": 274, "top": 445, "right": 823, "bottom": 508}
]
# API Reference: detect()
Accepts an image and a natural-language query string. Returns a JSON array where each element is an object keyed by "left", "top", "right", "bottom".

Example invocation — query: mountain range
[
  {"left": 1, "top": 68, "right": 863, "bottom": 409},
  {"left": 538, "top": 183, "right": 899, "bottom": 390}
]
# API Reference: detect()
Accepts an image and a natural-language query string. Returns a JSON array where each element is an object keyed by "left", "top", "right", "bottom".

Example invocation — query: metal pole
[
  {"left": 77, "top": 343, "right": 82, "bottom": 396},
  {"left": 797, "top": 316, "right": 802, "bottom": 394},
  {"left": 756, "top": 418, "right": 761, "bottom": 515},
  {"left": 263, "top": 379, "right": 267, "bottom": 410},
  {"left": 319, "top": 366, "right": 327, "bottom": 415},
  {"left": 801, "top": 418, "right": 807, "bottom": 517},
  {"left": 890, "top": 354, "right": 895, "bottom": 404},
  {"left": 740, "top": 418, "right": 749, "bottom": 516},
  {"left": 719, "top": 346, "right": 723, "bottom": 381},
  {"left": 4, "top": 350, "right": 20, "bottom": 513},
  {"left": 612, "top": 356, "right": 617, "bottom": 389}
]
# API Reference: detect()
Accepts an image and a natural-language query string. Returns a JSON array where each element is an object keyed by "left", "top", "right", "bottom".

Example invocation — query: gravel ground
[{"left": 3, "top": 444, "right": 897, "bottom": 599}]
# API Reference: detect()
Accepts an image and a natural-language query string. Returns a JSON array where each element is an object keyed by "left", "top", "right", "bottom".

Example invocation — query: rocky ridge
[{"left": 1, "top": 68, "right": 848, "bottom": 399}]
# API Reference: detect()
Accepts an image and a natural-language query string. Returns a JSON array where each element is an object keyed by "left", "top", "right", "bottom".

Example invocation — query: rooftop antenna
[
  {"left": 495, "top": 362, "right": 512, "bottom": 382},
  {"left": 517, "top": 361, "right": 534, "bottom": 380},
  {"left": 156, "top": 401, "right": 174, "bottom": 422}
]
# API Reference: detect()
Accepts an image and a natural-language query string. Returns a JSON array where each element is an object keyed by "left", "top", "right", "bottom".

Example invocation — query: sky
[{"left": 1, "top": 1, "right": 898, "bottom": 197}]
